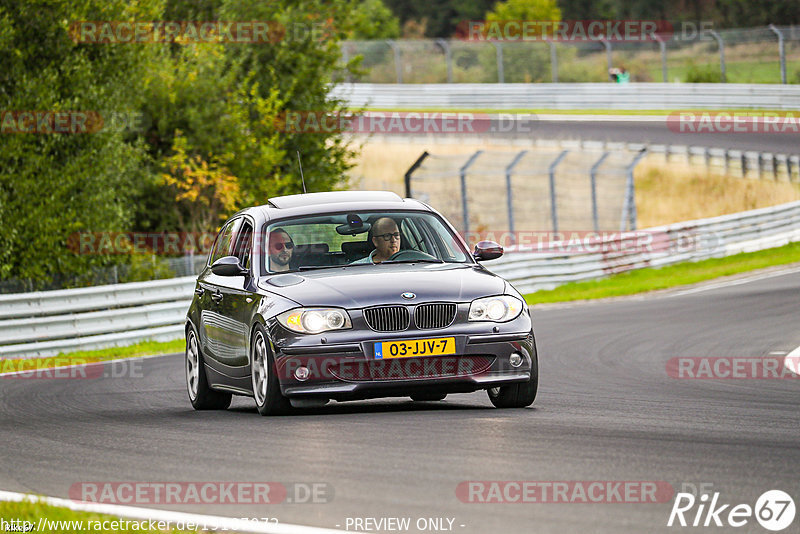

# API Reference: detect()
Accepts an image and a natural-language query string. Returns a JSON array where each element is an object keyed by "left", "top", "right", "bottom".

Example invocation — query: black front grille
[
  {"left": 364, "top": 306, "right": 410, "bottom": 332},
  {"left": 415, "top": 303, "right": 457, "bottom": 329}
]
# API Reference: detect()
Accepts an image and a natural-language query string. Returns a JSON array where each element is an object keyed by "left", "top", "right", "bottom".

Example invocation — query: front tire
[
  {"left": 251, "top": 325, "right": 292, "bottom": 416},
  {"left": 487, "top": 343, "right": 539, "bottom": 408},
  {"left": 186, "top": 326, "right": 231, "bottom": 410}
]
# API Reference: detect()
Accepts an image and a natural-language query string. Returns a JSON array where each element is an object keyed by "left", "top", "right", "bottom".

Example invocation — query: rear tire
[
  {"left": 186, "top": 326, "right": 232, "bottom": 410},
  {"left": 410, "top": 393, "right": 447, "bottom": 402},
  {"left": 251, "top": 324, "right": 292, "bottom": 416},
  {"left": 488, "top": 343, "right": 539, "bottom": 408}
]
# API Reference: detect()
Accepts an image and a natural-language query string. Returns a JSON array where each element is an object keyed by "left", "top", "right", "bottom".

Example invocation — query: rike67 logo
[{"left": 668, "top": 490, "right": 795, "bottom": 531}]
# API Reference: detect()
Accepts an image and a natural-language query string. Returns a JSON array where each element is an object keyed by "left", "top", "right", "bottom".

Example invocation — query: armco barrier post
[
  {"left": 460, "top": 151, "right": 483, "bottom": 234},
  {"left": 505, "top": 150, "right": 528, "bottom": 242},
  {"left": 769, "top": 25, "right": 787, "bottom": 84},
  {"left": 404, "top": 151, "right": 429, "bottom": 198},
  {"left": 388, "top": 40, "right": 402, "bottom": 84},
  {"left": 590, "top": 152, "right": 611, "bottom": 232},
  {"left": 548, "top": 41, "right": 558, "bottom": 82},
  {"left": 494, "top": 42, "right": 504, "bottom": 83},
  {"left": 436, "top": 39, "right": 453, "bottom": 83},
  {"left": 707, "top": 30, "right": 726, "bottom": 82},
  {"left": 654, "top": 34, "right": 668, "bottom": 82},
  {"left": 549, "top": 150, "right": 569, "bottom": 232},
  {"left": 622, "top": 149, "right": 648, "bottom": 231},
  {"left": 601, "top": 39, "right": 613, "bottom": 81}
]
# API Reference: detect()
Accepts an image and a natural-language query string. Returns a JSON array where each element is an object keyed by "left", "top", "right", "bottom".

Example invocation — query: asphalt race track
[
  {"left": 401, "top": 115, "right": 800, "bottom": 154},
  {"left": 1, "top": 269, "right": 799, "bottom": 533},
  {"left": 514, "top": 117, "right": 800, "bottom": 154}
]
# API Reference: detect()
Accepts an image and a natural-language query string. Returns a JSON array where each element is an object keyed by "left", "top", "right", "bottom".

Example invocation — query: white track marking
[
  {"left": 666, "top": 265, "right": 800, "bottom": 297},
  {"left": 784, "top": 345, "right": 800, "bottom": 374},
  {"left": 0, "top": 490, "right": 345, "bottom": 534}
]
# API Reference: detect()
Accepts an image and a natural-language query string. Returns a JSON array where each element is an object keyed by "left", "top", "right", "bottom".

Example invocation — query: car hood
[{"left": 258, "top": 263, "right": 505, "bottom": 308}]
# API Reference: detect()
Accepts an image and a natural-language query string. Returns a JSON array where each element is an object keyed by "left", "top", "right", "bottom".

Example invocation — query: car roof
[{"left": 251, "top": 191, "right": 432, "bottom": 221}]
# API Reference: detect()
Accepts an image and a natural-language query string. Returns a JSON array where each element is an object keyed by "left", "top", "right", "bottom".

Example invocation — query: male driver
[
  {"left": 353, "top": 217, "right": 401, "bottom": 264},
  {"left": 268, "top": 228, "right": 294, "bottom": 272}
]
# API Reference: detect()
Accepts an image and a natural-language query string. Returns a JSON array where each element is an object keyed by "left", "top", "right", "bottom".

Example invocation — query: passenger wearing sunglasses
[
  {"left": 352, "top": 217, "right": 401, "bottom": 264},
  {"left": 268, "top": 228, "right": 295, "bottom": 272}
]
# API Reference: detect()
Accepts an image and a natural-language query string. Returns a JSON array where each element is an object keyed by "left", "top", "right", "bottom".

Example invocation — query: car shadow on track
[{"left": 225, "top": 398, "right": 506, "bottom": 417}]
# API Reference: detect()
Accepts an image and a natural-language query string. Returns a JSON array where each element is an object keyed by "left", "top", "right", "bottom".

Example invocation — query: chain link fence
[
  {"left": 405, "top": 147, "right": 648, "bottom": 240},
  {"left": 341, "top": 25, "right": 800, "bottom": 84}
]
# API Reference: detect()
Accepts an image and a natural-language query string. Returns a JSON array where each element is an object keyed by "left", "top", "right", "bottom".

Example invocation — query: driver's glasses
[
  {"left": 271, "top": 241, "right": 294, "bottom": 251},
  {"left": 377, "top": 232, "right": 401, "bottom": 242}
]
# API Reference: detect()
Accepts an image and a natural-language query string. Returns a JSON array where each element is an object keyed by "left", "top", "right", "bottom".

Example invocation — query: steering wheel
[{"left": 388, "top": 249, "right": 438, "bottom": 262}]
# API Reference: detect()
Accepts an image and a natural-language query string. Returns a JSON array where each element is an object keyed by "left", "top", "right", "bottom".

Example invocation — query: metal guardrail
[
  {"left": 331, "top": 83, "right": 800, "bottom": 110},
  {"left": 2, "top": 201, "right": 799, "bottom": 357},
  {"left": 487, "top": 200, "right": 800, "bottom": 294},
  {"left": 0, "top": 277, "right": 195, "bottom": 357}
]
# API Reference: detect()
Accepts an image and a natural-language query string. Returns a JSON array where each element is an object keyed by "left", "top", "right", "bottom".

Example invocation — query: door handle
[
  {"left": 194, "top": 287, "right": 205, "bottom": 297},
  {"left": 211, "top": 290, "right": 223, "bottom": 304}
]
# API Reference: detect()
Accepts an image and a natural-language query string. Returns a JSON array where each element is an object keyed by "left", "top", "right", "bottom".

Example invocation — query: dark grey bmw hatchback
[{"left": 185, "top": 190, "right": 538, "bottom": 415}]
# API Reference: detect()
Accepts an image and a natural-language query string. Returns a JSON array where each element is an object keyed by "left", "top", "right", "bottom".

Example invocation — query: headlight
[
  {"left": 468, "top": 295, "right": 524, "bottom": 322},
  {"left": 277, "top": 308, "right": 352, "bottom": 334}
]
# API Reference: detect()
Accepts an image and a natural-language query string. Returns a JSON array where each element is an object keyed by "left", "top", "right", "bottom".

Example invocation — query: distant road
[
  {"left": 374, "top": 114, "right": 800, "bottom": 153},
  {"left": 512, "top": 115, "right": 800, "bottom": 153}
]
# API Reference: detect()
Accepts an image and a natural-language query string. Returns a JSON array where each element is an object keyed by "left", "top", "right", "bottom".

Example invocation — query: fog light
[
  {"left": 509, "top": 352, "right": 523, "bottom": 368},
  {"left": 294, "top": 366, "right": 310, "bottom": 381}
]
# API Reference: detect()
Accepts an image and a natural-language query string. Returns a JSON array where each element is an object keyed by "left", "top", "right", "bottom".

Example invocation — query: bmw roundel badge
[{"left": 401, "top": 292, "right": 416, "bottom": 300}]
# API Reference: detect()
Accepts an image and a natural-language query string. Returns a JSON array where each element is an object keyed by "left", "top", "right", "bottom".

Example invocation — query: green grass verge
[
  {"left": 0, "top": 500, "right": 192, "bottom": 533},
  {"left": 525, "top": 241, "right": 800, "bottom": 305},
  {"left": 0, "top": 338, "right": 184, "bottom": 374},
  {"left": 365, "top": 107, "right": 793, "bottom": 116}
]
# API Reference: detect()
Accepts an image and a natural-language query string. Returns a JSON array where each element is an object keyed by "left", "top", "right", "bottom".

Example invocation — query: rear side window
[{"left": 208, "top": 218, "right": 242, "bottom": 265}]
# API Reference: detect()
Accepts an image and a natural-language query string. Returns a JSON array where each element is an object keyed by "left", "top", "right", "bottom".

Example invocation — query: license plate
[{"left": 374, "top": 337, "right": 456, "bottom": 359}]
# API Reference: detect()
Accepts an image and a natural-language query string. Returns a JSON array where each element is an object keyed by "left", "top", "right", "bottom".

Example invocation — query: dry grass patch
[
  {"left": 635, "top": 160, "right": 800, "bottom": 227},
  {"left": 348, "top": 139, "right": 800, "bottom": 227}
]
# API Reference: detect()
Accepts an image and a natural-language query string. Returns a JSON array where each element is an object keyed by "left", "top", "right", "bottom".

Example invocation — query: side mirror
[
  {"left": 473, "top": 241, "right": 503, "bottom": 261},
  {"left": 211, "top": 256, "right": 248, "bottom": 276}
]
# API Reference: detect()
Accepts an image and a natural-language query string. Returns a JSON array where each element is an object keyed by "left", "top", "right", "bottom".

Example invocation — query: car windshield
[{"left": 263, "top": 210, "right": 471, "bottom": 273}]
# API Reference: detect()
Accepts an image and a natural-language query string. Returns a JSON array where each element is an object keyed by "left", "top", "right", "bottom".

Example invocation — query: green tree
[
  {"left": 0, "top": 0, "right": 159, "bottom": 286},
  {"left": 486, "top": 0, "right": 562, "bottom": 21}
]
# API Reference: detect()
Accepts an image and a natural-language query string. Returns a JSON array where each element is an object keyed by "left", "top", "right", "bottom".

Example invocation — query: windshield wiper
[
  {"left": 297, "top": 265, "right": 346, "bottom": 271},
  {"left": 381, "top": 258, "right": 444, "bottom": 264}
]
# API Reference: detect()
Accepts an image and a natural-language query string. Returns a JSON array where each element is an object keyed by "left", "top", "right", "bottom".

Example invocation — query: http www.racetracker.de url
[{"left": 1, "top": 516, "right": 278, "bottom": 532}]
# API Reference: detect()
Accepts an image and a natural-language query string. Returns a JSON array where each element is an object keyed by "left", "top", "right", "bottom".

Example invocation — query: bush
[{"left": 685, "top": 62, "right": 723, "bottom": 83}]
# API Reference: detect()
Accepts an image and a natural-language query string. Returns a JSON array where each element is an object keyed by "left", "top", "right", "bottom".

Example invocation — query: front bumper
[{"left": 272, "top": 332, "right": 536, "bottom": 401}]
